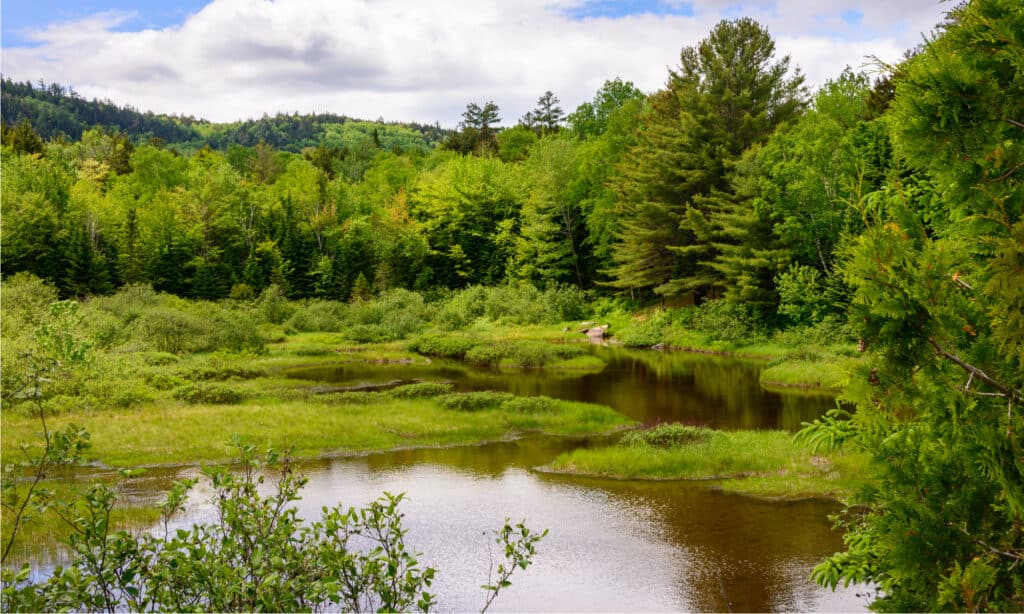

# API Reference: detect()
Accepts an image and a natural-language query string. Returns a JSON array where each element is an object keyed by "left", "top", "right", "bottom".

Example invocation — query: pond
[{"left": 17, "top": 348, "right": 867, "bottom": 611}]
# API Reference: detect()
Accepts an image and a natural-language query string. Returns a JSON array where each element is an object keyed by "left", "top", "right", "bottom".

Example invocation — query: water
[
  {"left": 286, "top": 346, "right": 837, "bottom": 430},
  {"left": 14, "top": 348, "right": 868, "bottom": 611}
]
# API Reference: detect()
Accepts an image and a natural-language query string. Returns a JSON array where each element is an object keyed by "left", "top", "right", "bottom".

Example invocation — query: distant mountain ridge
[{"left": 0, "top": 78, "right": 453, "bottom": 153}]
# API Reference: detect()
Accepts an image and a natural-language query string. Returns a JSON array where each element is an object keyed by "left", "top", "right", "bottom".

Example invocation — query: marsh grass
[
  {"left": 544, "top": 424, "right": 871, "bottom": 500},
  {"left": 759, "top": 359, "right": 849, "bottom": 391},
  {"left": 1, "top": 392, "right": 633, "bottom": 468}
]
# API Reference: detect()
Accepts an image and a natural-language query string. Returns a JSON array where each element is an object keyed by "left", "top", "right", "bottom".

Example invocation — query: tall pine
[{"left": 608, "top": 18, "right": 805, "bottom": 299}]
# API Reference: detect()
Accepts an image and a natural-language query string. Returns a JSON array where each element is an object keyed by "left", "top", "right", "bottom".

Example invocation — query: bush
[
  {"left": 437, "top": 391, "right": 514, "bottom": 412},
  {"left": 619, "top": 423, "right": 710, "bottom": 448},
  {"left": 408, "top": 334, "right": 480, "bottom": 359},
  {"left": 144, "top": 371, "right": 187, "bottom": 391},
  {"left": 465, "top": 341, "right": 584, "bottom": 367},
  {"left": 133, "top": 308, "right": 212, "bottom": 354},
  {"left": 180, "top": 364, "right": 264, "bottom": 382},
  {"left": 345, "top": 289, "right": 429, "bottom": 342},
  {"left": 286, "top": 300, "right": 349, "bottom": 332},
  {"left": 775, "top": 264, "right": 830, "bottom": 325},
  {"left": 386, "top": 382, "right": 454, "bottom": 399},
  {"left": 172, "top": 383, "right": 246, "bottom": 405},
  {"left": 617, "top": 310, "right": 671, "bottom": 348},
  {"left": 500, "top": 396, "right": 555, "bottom": 414},
  {"left": 256, "top": 284, "right": 295, "bottom": 325},
  {"left": 772, "top": 315, "right": 854, "bottom": 348},
  {"left": 691, "top": 300, "right": 766, "bottom": 342}
]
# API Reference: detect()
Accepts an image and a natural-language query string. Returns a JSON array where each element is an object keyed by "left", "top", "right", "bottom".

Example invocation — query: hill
[{"left": 0, "top": 78, "right": 452, "bottom": 153}]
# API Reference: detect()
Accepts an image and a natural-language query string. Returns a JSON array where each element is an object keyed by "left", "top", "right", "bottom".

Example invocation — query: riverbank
[{"left": 543, "top": 424, "right": 870, "bottom": 501}]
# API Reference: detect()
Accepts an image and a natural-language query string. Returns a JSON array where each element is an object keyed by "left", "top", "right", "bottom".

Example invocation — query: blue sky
[
  {"left": 2, "top": 1, "right": 208, "bottom": 46},
  {"left": 0, "top": 0, "right": 949, "bottom": 126}
]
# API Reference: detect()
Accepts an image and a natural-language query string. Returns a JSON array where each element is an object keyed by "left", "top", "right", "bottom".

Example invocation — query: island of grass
[
  {"left": 542, "top": 423, "right": 871, "bottom": 501},
  {"left": 0, "top": 382, "right": 634, "bottom": 468}
]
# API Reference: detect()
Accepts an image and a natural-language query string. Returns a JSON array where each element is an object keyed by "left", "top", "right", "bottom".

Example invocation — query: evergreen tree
[
  {"left": 527, "top": 91, "right": 565, "bottom": 134},
  {"left": 608, "top": 18, "right": 806, "bottom": 299},
  {"left": 810, "top": 1, "right": 1024, "bottom": 609}
]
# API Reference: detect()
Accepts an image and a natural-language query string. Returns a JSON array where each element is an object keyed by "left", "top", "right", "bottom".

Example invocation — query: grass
[
  {"left": 759, "top": 359, "right": 849, "bottom": 391},
  {"left": 543, "top": 424, "right": 871, "bottom": 500},
  {"left": 1, "top": 389, "right": 634, "bottom": 468}
]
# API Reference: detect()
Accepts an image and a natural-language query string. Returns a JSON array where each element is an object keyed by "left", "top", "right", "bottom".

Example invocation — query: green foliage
[
  {"left": 384, "top": 382, "right": 454, "bottom": 399},
  {"left": 619, "top": 423, "right": 710, "bottom": 448},
  {"left": 172, "top": 383, "right": 246, "bottom": 405},
  {"left": 775, "top": 264, "right": 832, "bottom": 324},
  {"left": 608, "top": 18, "right": 806, "bottom": 298},
  {"left": 808, "top": 2, "right": 1024, "bottom": 609},
  {"left": 437, "top": 391, "right": 515, "bottom": 412},
  {"left": 407, "top": 333, "right": 481, "bottom": 359}
]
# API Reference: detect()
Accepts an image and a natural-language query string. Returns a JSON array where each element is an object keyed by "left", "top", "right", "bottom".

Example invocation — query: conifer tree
[
  {"left": 808, "top": 1, "right": 1024, "bottom": 608},
  {"left": 608, "top": 18, "right": 805, "bottom": 298}
]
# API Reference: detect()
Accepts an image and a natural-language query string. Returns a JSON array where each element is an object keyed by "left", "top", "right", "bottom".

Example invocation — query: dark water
[
  {"left": 286, "top": 346, "right": 837, "bottom": 431},
  {"left": 17, "top": 348, "right": 867, "bottom": 611}
]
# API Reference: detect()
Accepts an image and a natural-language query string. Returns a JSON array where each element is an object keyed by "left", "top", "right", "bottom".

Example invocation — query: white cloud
[{"left": 1, "top": 0, "right": 949, "bottom": 127}]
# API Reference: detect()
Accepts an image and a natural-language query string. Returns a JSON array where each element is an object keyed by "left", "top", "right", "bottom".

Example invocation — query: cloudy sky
[{"left": 2, "top": 0, "right": 949, "bottom": 127}]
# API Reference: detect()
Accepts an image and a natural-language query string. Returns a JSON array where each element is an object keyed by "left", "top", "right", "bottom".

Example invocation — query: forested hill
[{"left": 0, "top": 77, "right": 453, "bottom": 153}]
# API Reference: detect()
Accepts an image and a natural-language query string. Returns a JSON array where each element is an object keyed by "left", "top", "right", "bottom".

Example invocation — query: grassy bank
[
  {"left": 1, "top": 385, "right": 633, "bottom": 468},
  {"left": 543, "top": 423, "right": 870, "bottom": 500}
]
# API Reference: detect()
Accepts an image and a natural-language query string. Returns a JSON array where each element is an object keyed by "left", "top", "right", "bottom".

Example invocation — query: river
[{"left": 17, "top": 347, "right": 869, "bottom": 611}]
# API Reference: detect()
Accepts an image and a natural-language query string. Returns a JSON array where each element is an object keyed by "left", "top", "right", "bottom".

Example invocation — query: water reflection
[{"left": 285, "top": 346, "right": 837, "bottom": 431}]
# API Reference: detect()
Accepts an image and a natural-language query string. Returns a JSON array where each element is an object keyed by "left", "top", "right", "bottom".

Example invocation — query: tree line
[{"left": 0, "top": 77, "right": 453, "bottom": 154}]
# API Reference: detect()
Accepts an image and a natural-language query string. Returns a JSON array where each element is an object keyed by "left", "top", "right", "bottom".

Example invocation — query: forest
[{"left": 2, "top": 0, "right": 1022, "bottom": 610}]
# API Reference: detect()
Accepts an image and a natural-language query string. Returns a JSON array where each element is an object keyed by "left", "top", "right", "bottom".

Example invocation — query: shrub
[
  {"left": 132, "top": 308, "right": 212, "bottom": 354},
  {"left": 775, "top": 264, "right": 831, "bottom": 325},
  {"left": 408, "top": 334, "right": 480, "bottom": 359},
  {"left": 286, "top": 300, "right": 349, "bottom": 332},
  {"left": 437, "top": 391, "right": 514, "bottom": 412},
  {"left": 500, "top": 396, "right": 555, "bottom": 414},
  {"left": 386, "top": 382, "right": 454, "bottom": 399},
  {"left": 619, "top": 424, "right": 711, "bottom": 448},
  {"left": 144, "top": 371, "right": 187, "bottom": 391},
  {"left": 691, "top": 300, "right": 766, "bottom": 342},
  {"left": 172, "top": 383, "right": 246, "bottom": 405},
  {"left": 180, "top": 365, "right": 264, "bottom": 382},
  {"left": 256, "top": 284, "right": 295, "bottom": 325}
]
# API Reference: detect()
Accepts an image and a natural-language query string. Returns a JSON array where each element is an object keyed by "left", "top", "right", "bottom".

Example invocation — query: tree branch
[{"left": 929, "top": 337, "right": 1023, "bottom": 404}]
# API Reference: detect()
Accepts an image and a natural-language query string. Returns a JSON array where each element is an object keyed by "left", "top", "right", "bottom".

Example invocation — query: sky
[{"left": 1, "top": 0, "right": 950, "bottom": 128}]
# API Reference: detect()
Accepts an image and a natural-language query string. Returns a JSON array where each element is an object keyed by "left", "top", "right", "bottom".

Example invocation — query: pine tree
[{"left": 607, "top": 18, "right": 805, "bottom": 299}]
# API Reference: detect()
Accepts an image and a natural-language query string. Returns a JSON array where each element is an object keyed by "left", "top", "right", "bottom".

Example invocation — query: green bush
[
  {"left": 286, "top": 300, "right": 348, "bottom": 332},
  {"left": 500, "top": 396, "right": 555, "bottom": 414},
  {"left": 691, "top": 300, "right": 766, "bottom": 342},
  {"left": 133, "top": 308, "right": 213, "bottom": 354},
  {"left": 172, "top": 383, "right": 246, "bottom": 405},
  {"left": 407, "top": 334, "right": 480, "bottom": 358},
  {"left": 619, "top": 423, "right": 710, "bottom": 448},
  {"left": 617, "top": 310, "right": 671, "bottom": 347},
  {"left": 144, "top": 371, "right": 187, "bottom": 391},
  {"left": 140, "top": 352, "right": 180, "bottom": 366},
  {"left": 437, "top": 391, "right": 514, "bottom": 412},
  {"left": 433, "top": 286, "right": 488, "bottom": 329},
  {"left": 345, "top": 289, "right": 429, "bottom": 342},
  {"left": 180, "top": 364, "right": 265, "bottom": 382},
  {"left": 465, "top": 341, "right": 584, "bottom": 367},
  {"left": 385, "top": 382, "right": 454, "bottom": 399},
  {"left": 256, "top": 284, "right": 295, "bottom": 325}
]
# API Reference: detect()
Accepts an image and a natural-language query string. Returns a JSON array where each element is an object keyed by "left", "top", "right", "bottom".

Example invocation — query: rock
[
  {"left": 651, "top": 343, "right": 666, "bottom": 351},
  {"left": 585, "top": 324, "right": 609, "bottom": 338}
]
